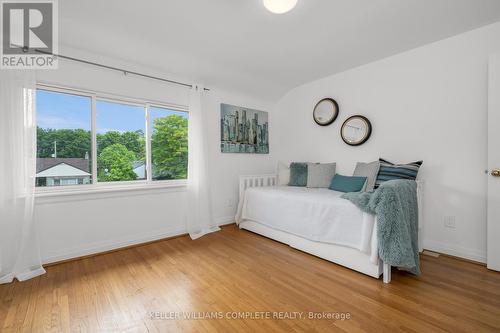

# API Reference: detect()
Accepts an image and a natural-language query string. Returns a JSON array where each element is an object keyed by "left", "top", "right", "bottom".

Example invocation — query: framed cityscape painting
[{"left": 220, "top": 103, "right": 269, "bottom": 154}]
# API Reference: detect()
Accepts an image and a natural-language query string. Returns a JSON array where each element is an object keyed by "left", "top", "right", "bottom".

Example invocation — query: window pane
[
  {"left": 96, "top": 100, "right": 146, "bottom": 182},
  {"left": 150, "top": 107, "right": 188, "bottom": 180},
  {"left": 36, "top": 89, "right": 92, "bottom": 187}
]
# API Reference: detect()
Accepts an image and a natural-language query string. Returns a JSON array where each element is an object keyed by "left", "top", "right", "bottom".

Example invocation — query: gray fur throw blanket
[{"left": 342, "top": 179, "right": 420, "bottom": 275}]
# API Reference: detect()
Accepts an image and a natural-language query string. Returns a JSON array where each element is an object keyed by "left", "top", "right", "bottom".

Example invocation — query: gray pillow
[
  {"left": 307, "top": 163, "right": 336, "bottom": 188},
  {"left": 353, "top": 161, "right": 380, "bottom": 192}
]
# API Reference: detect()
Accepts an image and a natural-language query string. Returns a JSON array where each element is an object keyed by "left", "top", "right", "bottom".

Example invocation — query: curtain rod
[{"left": 31, "top": 47, "right": 210, "bottom": 91}]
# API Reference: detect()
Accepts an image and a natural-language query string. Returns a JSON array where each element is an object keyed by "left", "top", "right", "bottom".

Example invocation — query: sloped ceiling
[{"left": 59, "top": 0, "right": 500, "bottom": 100}]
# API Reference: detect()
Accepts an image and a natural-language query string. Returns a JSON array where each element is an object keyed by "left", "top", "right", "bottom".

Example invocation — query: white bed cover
[{"left": 236, "top": 186, "right": 377, "bottom": 258}]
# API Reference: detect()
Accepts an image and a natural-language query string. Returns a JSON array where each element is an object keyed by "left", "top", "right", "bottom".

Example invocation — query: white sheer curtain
[
  {"left": 187, "top": 85, "right": 220, "bottom": 239},
  {"left": 0, "top": 71, "right": 45, "bottom": 284}
]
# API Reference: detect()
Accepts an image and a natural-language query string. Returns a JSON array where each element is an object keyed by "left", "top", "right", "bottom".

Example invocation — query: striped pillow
[{"left": 374, "top": 158, "right": 422, "bottom": 189}]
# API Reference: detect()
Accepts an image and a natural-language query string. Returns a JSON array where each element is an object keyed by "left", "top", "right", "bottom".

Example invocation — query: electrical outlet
[
  {"left": 444, "top": 216, "right": 456, "bottom": 229},
  {"left": 226, "top": 198, "right": 235, "bottom": 208}
]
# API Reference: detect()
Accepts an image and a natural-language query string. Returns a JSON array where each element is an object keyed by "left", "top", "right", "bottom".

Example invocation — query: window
[
  {"left": 150, "top": 107, "right": 188, "bottom": 180},
  {"left": 36, "top": 89, "right": 92, "bottom": 187},
  {"left": 35, "top": 86, "right": 188, "bottom": 190},
  {"left": 96, "top": 100, "right": 146, "bottom": 182}
]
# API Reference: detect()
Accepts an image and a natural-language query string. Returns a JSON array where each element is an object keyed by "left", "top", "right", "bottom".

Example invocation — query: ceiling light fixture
[{"left": 263, "top": 0, "right": 298, "bottom": 14}]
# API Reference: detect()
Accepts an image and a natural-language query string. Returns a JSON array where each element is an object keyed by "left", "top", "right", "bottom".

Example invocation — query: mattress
[{"left": 236, "top": 186, "right": 376, "bottom": 254}]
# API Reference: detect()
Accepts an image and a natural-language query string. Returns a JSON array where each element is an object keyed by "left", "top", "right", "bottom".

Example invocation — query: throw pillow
[
  {"left": 329, "top": 174, "right": 367, "bottom": 193},
  {"left": 307, "top": 163, "right": 336, "bottom": 188},
  {"left": 353, "top": 161, "right": 380, "bottom": 192},
  {"left": 375, "top": 158, "right": 423, "bottom": 189},
  {"left": 288, "top": 162, "right": 308, "bottom": 187},
  {"left": 277, "top": 161, "right": 290, "bottom": 186}
]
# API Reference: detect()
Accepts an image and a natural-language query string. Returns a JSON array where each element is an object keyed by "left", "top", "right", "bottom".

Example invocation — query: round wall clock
[
  {"left": 313, "top": 98, "right": 339, "bottom": 126},
  {"left": 341, "top": 115, "right": 372, "bottom": 146}
]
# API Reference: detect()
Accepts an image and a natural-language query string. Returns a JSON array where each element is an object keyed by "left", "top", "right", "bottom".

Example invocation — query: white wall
[
  {"left": 35, "top": 46, "right": 276, "bottom": 264},
  {"left": 36, "top": 20, "right": 500, "bottom": 264},
  {"left": 205, "top": 90, "right": 277, "bottom": 220},
  {"left": 274, "top": 22, "right": 500, "bottom": 263}
]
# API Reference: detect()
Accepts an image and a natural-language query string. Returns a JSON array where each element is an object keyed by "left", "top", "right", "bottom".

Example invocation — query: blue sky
[
  {"left": 37, "top": 89, "right": 91, "bottom": 130},
  {"left": 96, "top": 100, "right": 144, "bottom": 133},
  {"left": 37, "top": 89, "right": 187, "bottom": 133}
]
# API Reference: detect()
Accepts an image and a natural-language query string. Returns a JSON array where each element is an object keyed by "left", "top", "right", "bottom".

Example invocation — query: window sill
[{"left": 35, "top": 180, "right": 187, "bottom": 201}]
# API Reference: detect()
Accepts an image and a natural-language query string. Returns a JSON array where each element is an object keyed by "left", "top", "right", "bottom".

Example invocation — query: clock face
[
  {"left": 341, "top": 116, "right": 372, "bottom": 146},
  {"left": 313, "top": 98, "right": 339, "bottom": 126}
]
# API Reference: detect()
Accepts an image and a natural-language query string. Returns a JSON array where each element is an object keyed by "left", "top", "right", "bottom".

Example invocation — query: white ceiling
[{"left": 60, "top": 0, "right": 500, "bottom": 100}]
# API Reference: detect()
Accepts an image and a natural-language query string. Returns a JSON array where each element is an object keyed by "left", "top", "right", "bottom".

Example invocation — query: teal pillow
[
  {"left": 329, "top": 174, "right": 367, "bottom": 193},
  {"left": 288, "top": 162, "right": 308, "bottom": 186}
]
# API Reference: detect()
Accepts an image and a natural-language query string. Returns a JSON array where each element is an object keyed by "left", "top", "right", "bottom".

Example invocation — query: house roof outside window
[{"left": 36, "top": 158, "right": 91, "bottom": 178}]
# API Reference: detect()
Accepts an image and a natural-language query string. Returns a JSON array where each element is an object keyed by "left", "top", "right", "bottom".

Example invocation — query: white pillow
[{"left": 277, "top": 161, "right": 290, "bottom": 186}]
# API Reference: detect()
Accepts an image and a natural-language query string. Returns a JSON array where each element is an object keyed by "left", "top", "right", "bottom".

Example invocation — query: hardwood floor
[{"left": 1, "top": 225, "right": 500, "bottom": 333}]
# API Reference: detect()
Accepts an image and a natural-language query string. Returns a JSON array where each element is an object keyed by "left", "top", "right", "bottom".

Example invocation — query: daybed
[{"left": 235, "top": 174, "right": 423, "bottom": 283}]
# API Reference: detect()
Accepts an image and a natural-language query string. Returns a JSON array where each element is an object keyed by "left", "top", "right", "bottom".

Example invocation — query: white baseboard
[
  {"left": 43, "top": 217, "right": 236, "bottom": 266},
  {"left": 423, "top": 239, "right": 486, "bottom": 263},
  {"left": 42, "top": 226, "right": 187, "bottom": 265}
]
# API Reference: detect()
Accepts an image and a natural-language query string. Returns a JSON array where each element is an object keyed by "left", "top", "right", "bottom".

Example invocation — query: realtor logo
[{"left": 1, "top": 0, "right": 58, "bottom": 69}]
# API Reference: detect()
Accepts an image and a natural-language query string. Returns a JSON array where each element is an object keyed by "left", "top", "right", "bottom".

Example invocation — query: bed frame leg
[{"left": 383, "top": 263, "right": 391, "bottom": 284}]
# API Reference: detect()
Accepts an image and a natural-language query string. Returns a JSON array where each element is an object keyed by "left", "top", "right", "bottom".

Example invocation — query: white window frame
[{"left": 35, "top": 83, "right": 189, "bottom": 197}]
